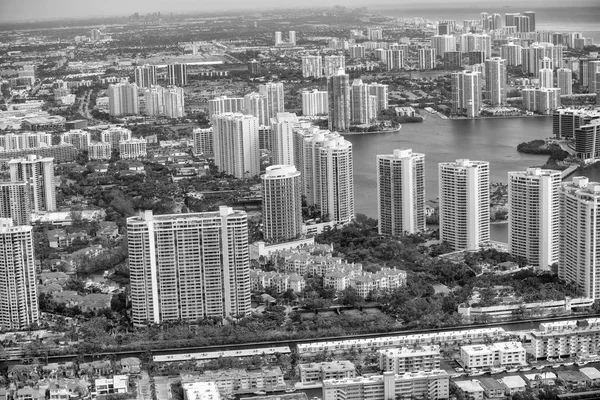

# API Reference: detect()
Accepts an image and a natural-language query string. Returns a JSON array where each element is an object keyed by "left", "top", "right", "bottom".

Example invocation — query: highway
[{"left": 10, "top": 312, "right": 600, "bottom": 365}]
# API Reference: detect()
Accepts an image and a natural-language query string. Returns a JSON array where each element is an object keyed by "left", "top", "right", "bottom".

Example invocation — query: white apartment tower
[
  {"left": 163, "top": 86, "right": 185, "bottom": 118},
  {"left": 258, "top": 82, "right": 285, "bottom": 122},
  {"left": 127, "top": 208, "right": 251, "bottom": 326},
  {"left": 327, "top": 68, "right": 351, "bottom": 131},
  {"left": 8, "top": 155, "right": 56, "bottom": 213},
  {"left": 377, "top": 149, "right": 426, "bottom": 236},
  {"left": 167, "top": 63, "right": 187, "bottom": 86},
  {"left": 557, "top": 68, "right": 573, "bottom": 95},
  {"left": 212, "top": 113, "right": 260, "bottom": 179},
  {"left": 485, "top": 57, "right": 507, "bottom": 106},
  {"left": 261, "top": 165, "right": 303, "bottom": 243},
  {"left": 508, "top": 168, "right": 561, "bottom": 271},
  {"left": 0, "top": 182, "right": 31, "bottom": 226},
  {"left": 0, "top": 219, "right": 38, "bottom": 330},
  {"left": 451, "top": 71, "right": 482, "bottom": 118},
  {"left": 108, "top": 83, "right": 139, "bottom": 116},
  {"left": 302, "top": 56, "right": 323, "bottom": 78},
  {"left": 60, "top": 129, "right": 91, "bottom": 150},
  {"left": 134, "top": 65, "right": 157, "bottom": 88},
  {"left": 439, "top": 159, "right": 490, "bottom": 251},
  {"left": 418, "top": 48, "right": 436, "bottom": 70},
  {"left": 323, "top": 55, "right": 346, "bottom": 77},
  {"left": 119, "top": 138, "right": 147, "bottom": 160},
  {"left": 243, "top": 93, "right": 268, "bottom": 126},
  {"left": 88, "top": 142, "right": 112, "bottom": 160},
  {"left": 271, "top": 112, "right": 298, "bottom": 166},
  {"left": 101, "top": 127, "right": 132, "bottom": 150},
  {"left": 559, "top": 177, "right": 600, "bottom": 299},
  {"left": 192, "top": 127, "right": 213, "bottom": 156},
  {"left": 302, "top": 89, "right": 328, "bottom": 116},
  {"left": 208, "top": 96, "right": 244, "bottom": 118}
]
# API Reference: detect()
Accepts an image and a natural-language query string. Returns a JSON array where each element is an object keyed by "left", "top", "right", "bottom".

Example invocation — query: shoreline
[
  {"left": 340, "top": 125, "right": 402, "bottom": 136},
  {"left": 449, "top": 115, "right": 552, "bottom": 121}
]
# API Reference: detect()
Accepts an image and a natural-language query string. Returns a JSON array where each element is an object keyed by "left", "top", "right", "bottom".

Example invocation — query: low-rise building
[
  {"left": 298, "top": 361, "right": 356, "bottom": 384},
  {"left": 556, "top": 370, "right": 588, "bottom": 390},
  {"left": 94, "top": 375, "right": 128, "bottom": 396},
  {"left": 498, "top": 375, "right": 526, "bottom": 395},
  {"left": 182, "top": 381, "right": 221, "bottom": 400},
  {"left": 460, "top": 342, "right": 526, "bottom": 368},
  {"left": 579, "top": 367, "right": 600, "bottom": 386},
  {"left": 477, "top": 377, "right": 505, "bottom": 399},
  {"left": 523, "top": 372, "right": 557, "bottom": 388},
  {"left": 453, "top": 380, "right": 484, "bottom": 400},
  {"left": 187, "top": 367, "right": 285, "bottom": 394},
  {"left": 379, "top": 346, "right": 441, "bottom": 373}
]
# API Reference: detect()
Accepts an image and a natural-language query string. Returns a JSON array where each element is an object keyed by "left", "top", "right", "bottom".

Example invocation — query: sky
[{"left": 0, "top": 0, "right": 597, "bottom": 23}]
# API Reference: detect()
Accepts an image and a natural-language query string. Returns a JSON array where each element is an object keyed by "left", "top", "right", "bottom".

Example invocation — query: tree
[{"left": 338, "top": 287, "right": 361, "bottom": 306}]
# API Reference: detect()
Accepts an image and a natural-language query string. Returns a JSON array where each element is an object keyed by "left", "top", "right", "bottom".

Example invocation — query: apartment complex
[
  {"left": 327, "top": 68, "right": 351, "bottom": 131},
  {"left": 8, "top": 155, "right": 56, "bottom": 213},
  {"left": 212, "top": 113, "right": 260, "bottom": 179},
  {"left": 0, "top": 182, "right": 31, "bottom": 226},
  {"left": 119, "top": 138, "right": 147, "bottom": 160},
  {"left": 379, "top": 346, "right": 441, "bottom": 374},
  {"left": 298, "top": 361, "right": 356, "bottom": 383},
  {"left": 261, "top": 165, "right": 303, "bottom": 243},
  {"left": 529, "top": 319, "right": 600, "bottom": 359},
  {"left": 460, "top": 342, "right": 526, "bottom": 368},
  {"left": 192, "top": 127, "right": 214, "bottom": 156}
]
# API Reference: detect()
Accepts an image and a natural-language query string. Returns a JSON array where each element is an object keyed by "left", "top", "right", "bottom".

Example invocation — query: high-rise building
[
  {"left": 385, "top": 50, "right": 404, "bottom": 71},
  {"left": 327, "top": 68, "right": 351, "bottom": 131},
  {"left": 588, "top": 61, "right": 600, "bottom": 93},
  {"left": 302, "top": 89, "right": 328, "bottom": 116},
  {"left": 437, "top": 22, "right": 451, "bottom": 35},
  {"left": 439, "top": 159, "right": 490, "bottom": 251},
  {"left": 485, "top": 57, "right": 507, "bottom": 106},
  {"left": 261, "top": 165, "right": 302, "bottom": 243},
  {"left": 212, "top": 113, "right": 260, "bottom": 179},
  {"left": 539, "top": 68, "right": 554, "bottom": 89},
  {"left": 258, "top": 82, "right": 285, "bottom": 122},
  {"left": 274, "top": 31, "right": 282, "bottom": 46},
  {"left": 460, "top": 33, "right": 492, "bottom": 59},
  {"left": 377, "top": 149, "right": 425, "bottom": 236},
  {"left": 192, "top": 127, "right": 213, "bottom": 156},
  {"left": 350, "top": 79, "right": 374, "bottom": 125},
  {"left": 134, "top": 65, "right": 157, "bottom": 88},
  {"left": 559, "top": 177, "right": 600, "bottom": 299},
  {"left": 490, "top": 13, "right": 502, "bottom": 30},
  {"left": 431, "top": 35, "right": 457, "bottom": 58},
  {"left": 451, "top": 70, "right": 482, "bottom": 118},
  {"left": 271, "top": 112, "right": 297, "bottom": 166},
  {"left": 8, "top": 155, "right": 56, "bottom": 213},
  {"left": 208, "top": 96, "right": 244, "bottom": 118},
  {"left": 514, "top": 15, "right": 530, "bottom": 33},
  {"left": 574, "top": 120, "right": 600, "bottom": 162},
  {"left": 243, "top": 93, "right": 268, "bottom": 126},
  {"left": 127, "top": 207, "right": 251, "bottom": 326},
  {"left": 508, "top": 168, "right": 561, "bottom": 271},
  {"left": 522, "top": 87, "right": 561, "bottom": 114},
  {"left": 303, "top": 131, "right": 354, "bottom": 224},
  {"left": 88, "top": 142, "right": 112, "bottom": 160},
  {"left": 552, "top": 108, "right": 600, "bottom": 139},
  {"left": 349, "top": 45, "right": 366, "bottom": 59},
  {"left": 0, "top": 219, "right": 38, "bottom": 330},
  {"left": 289, "top": 31, "right": 296, "bottom": 46},
  {"left": 368, "top": 83, "right": 389, "bottom": 114},
  {"left": 168, "top": 63, "right": 187, "bottom": 86},
  {"left": 323, "top": 55, "right": 346, "bottom": 77},
  {"left": 144, "top": 86, "right": 164, "bottom": 116},
  {"left": 162, "top": 86, "right": 185, "bottom": 118},
  {"left": 523, "top": 11, "right": 536, "bottom": 31},
  {"left": 0, "top": 182, "right": 31, "bottom": 226},
  {"left": 444, "top": 51, "right": 462, "bottom": 69},
  {"left": 501, "top": 43, "right": 522, "bottom": 66},
  {"left": 557, "top": 68, "right": 573, "bottom": 95},
  {"left": 101, "top": 126, "right": 132, "bottom": 149},
  {"left": 418, "top": 48, "right": 436, "bottom": 70},
  {"left": 60, "top": 129, "right": 91, "bottom": 150},
  {"left": 119, "top": 138, "right": 147, "bottom": 160},
  {"left": 302, "top": 55, "right": 323, "bottom": 78},
  {"left": 108, "top": 83, "right": 139, "bottom": 116},
  {"left": 367, "top": 28, "right": 383, "bottom": 41},
  {"left": 505, "top": 13, "right": 519, "bottom": 28}
]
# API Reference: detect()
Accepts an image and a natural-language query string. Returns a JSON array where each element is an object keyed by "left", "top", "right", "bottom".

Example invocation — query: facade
[
  {"left": 0, "top": 219, "right": 39, "bottom": 330},
  {"left": 508, "top": 168, "right": 561, "bottom": 271},
  {"left": 0, "top": 182, "right": 31, "bottom": 226},
  {"left": 258, "top": 82, "right": 285, "bottom": 122},
  {"left": 302, "top": 55, "right": 323, "bottom": 78},
  {"left": 522, "top": 87, "right": 561, "bottom": 115},
  {"left": 418, "top": 48, "right": 436, "bottom": 70},
  {"left": 127, "top": 207, "right": 251, "bottom": 326},
  {"left": 574, "top": 120, "right": 600, "bottom": 162},
  {"left": 270, "top": 112, "right": 297, "bottom": 166},
  {"left": 208, "top": 96, "right": 244, "bottom": 118},
  {"left": 557, "top": 68, "right": 573, "bottom": 95},
  {"left": 439, "top": 159, "right": 490, "bottom": 251},
  {"left": 8, "top": 155, "right": 56, "bottom": 212},
  {"left": 451, "top": 70, "right": 482, "bottom": 118},
  {"left": 162, "top": 86, "right": 185, "bottom": 118},
  {"left": 459, "top": 33, "right": 492, "bottom": 59},
  {"left": 539, "top": 68, "right": 554, "bottom": 89},
  {"left": 327, "top": 68, "right": 351, "bottom": 131},
  {"left": 529, "top": 318, "right": 600, "bottom": 359},
  {"left": 559, "top": 177, "right": 600, "bottom": 299},
  {"left": 552, "top": 108, "right": 600, "bottom": 139},
  {"left": 243, "top": 93, "right": 268, "bottom": 126},
  {"left": 167, "top": 63, "right": 187, "bottom": 86},
  {"left": 134, "top": 65, "right": 157, "bottom": 88},
  {"left": 302, "top": 89, "right": 328, "bottom": 116},
  {"left": 303, "top": 131, "right": 354, "bottom": 224},
  {"left": 377, "top": 149, "right": 426, "bottom": 236},
  {"left": 323, "top": 55, "right": 345, "bottom": 77},
  {"left": 484, "top": 57, "right": 507, "bottom": 106},
  {"left": 88, "top": 142, "right": 112, "bottom": 160},
  {"left": 261, "top": 165, "right": 303, "bottom": 243},
  {"left": 185, "top": 367, "right": 285, "bottom": 394},
  {"left": 501, "top": 43, "right": 522, "bottom": 66},
  {"left": 298, "top": 361, "right": 356, "bottom": 384},
  {"left": 108, "top": 83, "right": 139, "bottom": 116},
  {"left": 350, "top": 79, "right": 374, "bottom": 125},
  {"left": 212, "top": 113, "right": 260, "bottom": 179},
  {"left": 119, "top": 138, "right": 147, "bottom": 160},
  {"left": 431, "top": 35, "right": 457, "bottom": 58},
  {"left": 386, "top": 50, "right": 404, "bottom": 71},
  {"left": 0, "top": 132, "right": 51, "bottom": 151},
  {"left": 193, "top": 127, "right": 214, "bottom": 156},
  {"left": 322, "top": 371, "right": 449, "bottom": 400},
  {"left": 367, "top": 83, "right": 389, "bottom": 114},
  {"left": 101, "top": 127, "right": 132, "bottom": 150},
  {"left": 60, "top": 129, "right": 91, "bottom": 150},
  {"left": 379, "top": 346, "right": 441, "bottom": 374},
  {"left": 460, "top": 342, "right": 526, "bottom": 368}
]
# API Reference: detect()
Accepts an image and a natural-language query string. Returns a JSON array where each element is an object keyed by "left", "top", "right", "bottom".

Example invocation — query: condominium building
[
  {"left": 208, "top": 96, "right": 244, "bottom": 118},
  {"left": 101, "top": 126, "right": 132, "bottom": 150},
  {"left": 323, "top": 55, "right": 346, "bottom": 77},
  {"left": 379, "top": 346, "right": 441, "bottom": 374},
  {"left": 0, "top": 182, "right": 31, "bottom": 226},
  {"left": 559, "top": 177, "right": 600, "bottom": 299},
  {"left": 322, "top": 371, "right": 449, "bottom": 400},
  {"left": 167, "top": 63, "right": 187, "bottom": 86},
  {"left": 459, "top": 33, "right": 492, "bottom": 59},
  {"left": 143, "top": 86, "right": 164, "bottom": 116},
  {"left": 270, "top": 112, "right": 297, "bottom": 166},
  {"left": 451, "top": 70, "right": 482, "bottom": 118},
  {"left": 212, "top": 113, "right": 260, "bottom": 179},
  {"left": 258, "top": 82, "right": 284, "bottom": 122},
  {"left": 108, "top": 83, "right": 139, "bottom": 116},
  {"left": 484, "top": 57, "right": 507, "bottom": 106},
  {"left": 508, "top": 168, "right": 561, "bottom": 271},
  {"left": 552, "top": 108, "right": 600, "bottom": 139},
  {"left": 574, "top": 120, "right": 600, "bottom": 162},
  {"left": 302, "top": 55, "right": 323, "bottom": 78},
  {"left": 0, "top": 219, "right": 38, "bottom": 330},
  {"left": 8, "top": 155, "right": 56, "bottom": 212},
  {"left": 303, "top": 131, "right": 354, "bottom": 224},
  {"left": 302, "top": 89, "right": 328, "bottom": 116},
  {"left": 119, "top": 138, "right": 147, "bottom": 160},
  {"left": 439, "top": 159, "right": 490, "bottom": 251},
  {"left": 192, "top": 127, "right": 213, "bottom": 156},
  {"left": 385, "top": 50, "right": 404, "bottom": 71},
  {"left": 501, "top": 43, "right": 522, "bottom": 66},
  {"left": 539, "top": 68, "right": 554, "bottom": 89},
  {"left": 367, "top": 83, "right": 389, "bottom": 114},
  {"left": 557, "top": 68, "right": 573, "bottom": 95},
  {"left": 418, "top": 48, "right": 436, "bottom": 70},
  {"left": 349, "top": 45, "right": 366, "bottom": 59},
  {"left": 134, "top": 65, "right": 157, "bottom": 88},
  {"left": 127, "top": 207, "right": 251, "bottom": 326},
  {"left": 431, "top": 35, "right": 457, "bottom": 58},
  {"left": 350, "top": 79, "right": 375, "bottom": 125},
  {"left": 327, "top": 68, "right": 351, "bottom": 131},
  {"left": 60, "top": 129, "right": 91, "bottom": 150},
  {"left": 377, "top": 149, "right": 425, "bottom": 236},
  {"left": 0, "top": 132, "right": 51, "bottom": 151},
  {"left": 243, "top": 92, "right": 268, "bottom": 126},
  {"left": 261, "top": 165, "right": 302, "bottom": 243},
  {"left": 184, "top": 367, "right": 285, "bottom": 394},
  {"left": 529, "top": 318, "right": 600, "bottom": 359},
  {"left": 162, "top": 86, "right": 185, "bottom": 118},
  {"left": 522, "top": 87, "right": 561, "bottom": 114},
  {"left": 88, "top": 142, "right": 112, "bottom": 160},
  {"left": 299, "top": 361, "right": 356, "bottom": 384},
  {"left": 460, "top": 342, "right": 526, "bottom": 368}
]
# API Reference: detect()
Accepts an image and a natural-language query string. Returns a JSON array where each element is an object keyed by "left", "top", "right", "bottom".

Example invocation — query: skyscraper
[
  {"left": 270, "top": 112, "right": 297, "bottom": 166},
  {"left": 162, "top": 86, "right": 185, "bottom": 118},
  {"left": 377, "top": 149, "right": 425, "bottom": 236},
  {"left": 368, "top": 83, "right": 389, "bottom": 114},
  {"left": 484, "top": 57, "right": 507, "bottom": 106},
  {"left": 459, "top": 33, "right": 492, "bottom": 59},
  {"left": 144, "top": 86, "right": 164, "bottom": 116},
  {"left": 559, "top": 177, "right": 600, "bottom": 299},
  {"left": 514, "top": 15, "right": 530, "bottom": 33},
  {"left": 192, "top": 127, "right": 213, "bottom": 156},
  {"left": 303, "top": 131, "right": 354, "bottom": 224},
  {"left": 385, "top": 50, "right": 404, "bottom": 71},
  {"left": 539, "top": 68, "right": 554, "bottom": 89},
  {"left": 60, "top": 129, "right": 91, "bottom": 150},
  {"left": 501, "top": 43, "right": 522, "bottom": 66},
  {"left": 108, "top": 83, "right": 139, "bottom": 116},
  {"left": 327, "top": 68, "right": 351, "bottom": 131},
  {"left": 208, "top": 96, "right": 244, "bottom": 118},
  {"left": 574, "top": 120, "right": 600, "bottom": 162},
  {"left": 523, "top": 11, "right": 536, "bottom": 31},
  {"left": 8, "top": 155, "right": 56, "bottom": 212},
  {"left": 101, "top": 126, "right": 132, "bottom": 149},
  {"left": 0, "top": 182, "right": 31, "bottom": 226},
  {"left": 258, "top": 82, "right": 285, "bottom": 122},
  {"left": 349, "top": 45, "right": 366, "bottom": 59},
  {"left": 302, "top": 55, "right": 323, "bottom": 78},
  {"left": 439, "top": 159, "right": 490, "bottom": 251},
  {"left": 134, "top": 65, "right": 157, "bottom": 88},
  {"left": 167, "top": 63, "right": 187, "bottom": 86},
  {"left": 418, "top": 48, "right": 436, "bottom": 70},
  {"left": 288, "top": 31, "right": 296, "bottom": 46},
  {"left": 0, "top": 219, "right": 38, "bottom": 330},
  {"left": 323, "top": 55, "right": 345, "bottom": 77},
  {"left": 212, "top": 113, "right": 260, "bottom": 179},
  {"left": 274, "top": 31, "right": 282, "bottom": 45},
  {"left": 302, "top": 89, "right": 328, "bottom": 116},
  {"left": 127, "top": 208, "right": 251, "bottom": 326},
  {"left": 261, "top": 165, "right": 302, "bottom": 243},
  {"left": 431, "top": 35, "right": 457, "bottom": 58},
  {"left": 350, "top": 79, "right": 373, "bottom": 125},
  {"left": 243, "top": 93, "right": 268, "bottom": 126},
  {"left": 451, "top": 70, "right": 482, "bottom": 118},
  {"left": 508, "top": 168, "right": 561, "bottom": 271}
]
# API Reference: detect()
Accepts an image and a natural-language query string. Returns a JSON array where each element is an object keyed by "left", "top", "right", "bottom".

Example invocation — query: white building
[
  {"left": 460, "top": 342, "right": 526, "bottom": 368},
  {"left": 418, "top": 48, "right": 436, "bottom": 70},
  {"left": 182, "top": 381, "right": 221, "bottom": 400},
  {"left": 193, "top": 127, "right": 213, "bottom": 156},
  {"left": 8, "top": 155, "right": 56, "bottom": 212},
  {"left": 212, "top": 113, "right": 260, "bottom": 179},
  {"left": 261, "top": 165, "right": 302, "bottom": 243},
  {"left": 243, "top": 93, "right": 268, "bottom": 126},
  {"left": 379, "top": 346, "right": 441, "bottom": 374},
  {"left": 431, "top": 35, "right": 457, "bottom": 58},
  {"left": 302, "top": 55, "right": 323, "bottom": 78},
  {"left": 208, "top": 96, "right": 244, "bottom": 118},
  {"left": 302, "top": 89, "right": 328, "bottom": 116},
  {"left": 298, "top": 361, "right": 356, "bottom": 384},
  {"left": 108, "top": 82, "right": 139, "bottom": 116},
  {"left": 323, "top": 55, "right": 346, "bottom": 77},
  {"left": 451, "top": 70, "right": 482, "bottom": 118},
  {"left": 439, "top": 159, "right": 490, "bottom": 251},
  {"left": 270, "top": 112, "right": 297, "bottom": 166},
  {"left": 119, "top": 138, "right": 147, "bottom": 160},
  {"left": 557, "top": 68, "right": 573, "bottom": 95},
  {"left": 127, "top": 207, "right": 251, "bottom": 326},
  {"left": 0, "top": 182, "right": 31, "bottom": 226},
  {"left": 60, "top": 129, "right": 91, "bottom": 150},
  {"left": 508, "top": 168, "right": 561, "bottom": 271},
  {"left": 484, "top": 57, "right": 507, "bottom": 106},
  {"left": 101, "top": 126, "right": 132, "bottom": 150},
  {"left": 258, "top": 82, "right": 284, "bottom": 122},
  {"left": 88, "top": 142, "right": 112, "bottom": 160},
  {"left": 377, "top": 149, "right": 425, "bottom": 236}
]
